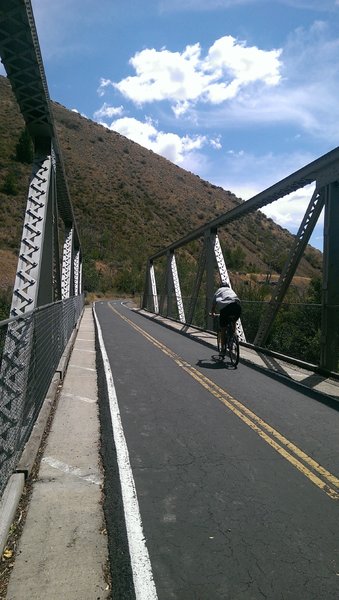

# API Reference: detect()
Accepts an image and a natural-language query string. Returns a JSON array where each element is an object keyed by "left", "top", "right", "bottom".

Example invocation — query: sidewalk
[{"left": 1, "top": 306, "right": 110, "bottom": 599}]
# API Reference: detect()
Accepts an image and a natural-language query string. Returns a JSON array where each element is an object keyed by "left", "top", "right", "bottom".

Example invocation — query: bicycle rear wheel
[{"left": 228, "top": 334, "right": 239, "bottom": 367}]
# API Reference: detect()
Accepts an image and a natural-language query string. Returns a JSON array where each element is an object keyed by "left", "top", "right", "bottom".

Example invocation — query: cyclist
[{"left": 211, "top": 282, "right": 242, "bottom": 354}]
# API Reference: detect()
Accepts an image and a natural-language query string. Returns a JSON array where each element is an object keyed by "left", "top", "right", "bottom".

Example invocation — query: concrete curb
[
  {"left": 56, "top": 310, "right": 84, "bottom": 379},
  {"left": 0, "top": 474, "right": 25, "bottom": 556},
  {"left": 0, "top": 309, "right": 84, "bottom": 557},
  {"left": 16, "top": 375, "right": 60, "bottom": 477}
]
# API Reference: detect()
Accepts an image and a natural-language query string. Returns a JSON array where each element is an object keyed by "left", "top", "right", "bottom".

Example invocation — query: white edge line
[{"left": 93, "top": 304, "right": 158, "bottom": 600}]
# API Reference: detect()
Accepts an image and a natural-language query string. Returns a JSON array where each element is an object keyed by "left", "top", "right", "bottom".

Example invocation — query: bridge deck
[
  {"left": 136, "top": 307, "right": 339, "bottom": 401},
  {"left": 3, "top": 301, "right": 339, "bottom": 599}
]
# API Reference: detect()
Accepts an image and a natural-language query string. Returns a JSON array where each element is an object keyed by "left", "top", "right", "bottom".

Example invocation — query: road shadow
[
  {"left": 196, "top": 356, "right": 237, "bottom": 370},
  {"left": 134, "top": 308, "right": 339, "bottom": 411}
]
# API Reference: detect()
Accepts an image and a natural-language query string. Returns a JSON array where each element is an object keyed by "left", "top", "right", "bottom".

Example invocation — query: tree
[
  {"left": 15, "top": 127, "right": 34, "bottom": 164},
  {"left": 82, "top": 259, "right": 100, "bottom": 292},
  {"left": 223, "top": 244, "right": 246, "bottom": 270}
]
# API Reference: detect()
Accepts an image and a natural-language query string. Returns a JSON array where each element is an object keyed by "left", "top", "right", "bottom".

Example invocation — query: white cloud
[
  {"left": 113, "top": 44, "right": 206, "bottom": 108},
  {"left": 93, "top": 103, "right": 124, "bottom": 120},
  {"left": 181, "top": 21, "right": 339, "bottom": 143},
  {"left": 215, "top": 149, "right": 315, "bottom": 196},
  {"left": 107, "top": 115, "right": 218, "bottom": 165},
  {"left": 159, "top": 0, "right": 338, "bottom": 11},
  {"left": 205, "top": 36, "right": 281, "bottom": 90},
  {"left": 261, "top": 185, "right": 318, "bottom": 229},
  {"left": 212, "top": 150, "right": 325, "bottom": 247},
  {"left": 278, "top": 21, "right": 339, "bottom": 141},
  {"left": 71, "top": 108, "right": 88, "bottom": 118},
  {"left": 198, "top": 86, "right": 319, "bottom": 131},
  {"left": 260, "top": 185, "right": 324, "bottom": 251},
  {"left": 97, "top": 78, "right": 112, "bottom": 97},
  {"left": 102, "top": 36, "right": 282, "bottom": 115},
  {"left": 210, "top": 136, "right": 222, "bottom": 149}
]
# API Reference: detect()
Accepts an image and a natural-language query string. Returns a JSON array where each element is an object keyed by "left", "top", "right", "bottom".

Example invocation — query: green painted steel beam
[{"left": 320, "top": 183, "right": 339, "bottom": 371}]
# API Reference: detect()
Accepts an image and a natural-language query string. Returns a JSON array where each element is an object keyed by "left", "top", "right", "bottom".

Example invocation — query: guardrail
[{"left": 0, "top": 294, "right": 84, "bottom": 498}]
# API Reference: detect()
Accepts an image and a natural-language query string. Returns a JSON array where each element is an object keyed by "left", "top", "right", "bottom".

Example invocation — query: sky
[{"left": 2, "top": 0, "right": 339, "bottom": 252}]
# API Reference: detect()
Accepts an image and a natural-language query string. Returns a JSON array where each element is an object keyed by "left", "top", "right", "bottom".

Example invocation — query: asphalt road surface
[{"left": 94, "top": 300, "right": 339, "bottom": 600}]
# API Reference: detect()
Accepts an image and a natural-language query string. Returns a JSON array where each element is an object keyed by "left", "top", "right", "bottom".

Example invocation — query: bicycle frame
[{"left": 215, "top": 316, "right": 240, "bottom": 367}]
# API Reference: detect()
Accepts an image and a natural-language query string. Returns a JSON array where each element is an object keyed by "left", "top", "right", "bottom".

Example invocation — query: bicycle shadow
[{"left": 196, "top": 356, "right": 238, "bottom": 370}]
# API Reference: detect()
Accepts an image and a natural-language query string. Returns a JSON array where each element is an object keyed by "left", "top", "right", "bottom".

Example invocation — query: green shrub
[{"left": 0, "top": 287, "right": 11, "bottom": 321}]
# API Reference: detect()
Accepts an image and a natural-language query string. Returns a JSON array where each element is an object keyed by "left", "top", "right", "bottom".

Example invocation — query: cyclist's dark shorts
[{"left": 220, "top": 301, "right": 242, "bottom": 328}]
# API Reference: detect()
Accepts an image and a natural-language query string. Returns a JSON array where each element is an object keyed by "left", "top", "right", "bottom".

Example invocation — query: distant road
[{"left": 94, "top": 300, "right": 339, "bottom": 600}]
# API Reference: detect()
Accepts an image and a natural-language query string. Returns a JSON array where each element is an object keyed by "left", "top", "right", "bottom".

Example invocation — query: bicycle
[{"left": 215, "top": 316, "right": 240, "bottom": 367}]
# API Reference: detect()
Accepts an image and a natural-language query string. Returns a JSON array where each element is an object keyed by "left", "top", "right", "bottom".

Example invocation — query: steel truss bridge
[
  {"left": 143, "top": 138, "right": 339, "bottom": 376},
  {"left": 0, "top": 0, "right": 83, "bottom": 498},
  {"left": 0, "top": 0, "right": 338, "bottom": 498}
]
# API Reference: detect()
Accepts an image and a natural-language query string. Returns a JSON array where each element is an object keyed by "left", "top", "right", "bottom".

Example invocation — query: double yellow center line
[{"left": 109, "top": 304, "right": 339, "bottom": 501}]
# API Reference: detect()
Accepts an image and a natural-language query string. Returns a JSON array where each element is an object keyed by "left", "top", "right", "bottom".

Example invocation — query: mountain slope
[{"left": 0, "top": 74, "right": 322, "bottom": 298}]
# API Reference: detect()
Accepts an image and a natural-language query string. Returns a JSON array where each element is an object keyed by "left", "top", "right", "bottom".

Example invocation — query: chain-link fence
[{"left": 0, "top": 294, "right": 84, "bottom": 498}]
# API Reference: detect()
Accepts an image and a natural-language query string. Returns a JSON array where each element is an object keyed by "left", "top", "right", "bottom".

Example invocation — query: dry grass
[
  {"left": 0, "top": 250, "right": 17, "bottom": 291},
  {"left": 0, "top": 74, "right": 322, "bottom": 295}
]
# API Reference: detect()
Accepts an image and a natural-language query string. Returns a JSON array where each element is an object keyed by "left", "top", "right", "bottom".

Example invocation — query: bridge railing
[
  {"left": 0, "top": 294, "right": 84, "bottom": 498},
  {"left": 143, "top": 150, "right": 339, "bottom": 372},
  {"left": 142, "top": 292, "right": 339, "bottom": 370}
]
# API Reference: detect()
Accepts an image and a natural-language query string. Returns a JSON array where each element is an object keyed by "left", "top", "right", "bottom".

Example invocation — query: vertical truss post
[
  {"left": 50, "top": 145, "right": 61, "bottom": 301},
  {"left": 142, "top": 260, "right": 151, "bottom": 310},
  {"left": 213, "top": 234, "right": 246, "bottom": 341},
  {"left": 320, "top": 183, "right": 339, "bottom": 371},
  {"left": 254, "top": 188, "right": 325, "bottom": 347},
  {"left": 79, "top": 260, "right": 83, "bottom": 295},
  {"left": 61, "top": 227, "right": 74, "bottom": 299},
  {"left": 165, "top": 252, "right": 174, "bottom": 319},
  {"left": 159, "top": 252, "right": 173, "bottom": 317},
  {"left": 150, "top": 262, "right": 159, "bottom": 314},
  {"left": 52, "top": 183, "right": 62, "bottom": 301},
  {"left": 143, "top": 260, "right": 159, "bottom": 313},
  {"left": 206, "top": 229, "right": 217, "bottom": 331},
  {"left": 0, "top": 151, "right": 55, "bottom": 488},
  {"left": 36, "top": 161, "right": 58, "bottom": 307},
  {"left": 73, "top": 250, "right": 80, "bottom": 296},
  {"left": 164, "top": 251, "right": 186, "bottom": 321},
  {"left": 10, "top": 154, "right": 53, "bottom": 315},
  {"left": 158, "top": 253, "right": 169, "bottom": 317},
  {"left": 214, "top": 234, "right": 230, "bottom": 286},
  {"left": 185, "top": 240, "right": 207, "bottom": 327},
  {"left": 170, "top": 252, "right": 186, "bottom": 323}
]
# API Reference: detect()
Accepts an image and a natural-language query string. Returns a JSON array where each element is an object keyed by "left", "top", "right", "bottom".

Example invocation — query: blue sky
[{"left": 3, "top": 0, "right": 339, "bottom": 251}]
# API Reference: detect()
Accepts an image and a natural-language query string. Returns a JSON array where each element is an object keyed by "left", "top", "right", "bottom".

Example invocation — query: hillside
[{"left": 0, "top": 75, "right": 322, "bottom": 301}]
